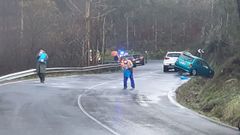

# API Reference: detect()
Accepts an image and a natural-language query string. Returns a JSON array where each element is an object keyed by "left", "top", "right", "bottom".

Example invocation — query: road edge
[{"left": 167, "top": 88, "right": 239, "bottom": 131}]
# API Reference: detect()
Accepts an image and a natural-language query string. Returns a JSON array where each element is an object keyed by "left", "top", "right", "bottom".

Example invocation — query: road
[{"left": 0, "top": 61, "right": 239, "bottom": 135}]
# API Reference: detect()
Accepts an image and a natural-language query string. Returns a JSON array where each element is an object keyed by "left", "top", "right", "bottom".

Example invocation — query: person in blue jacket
[
  {"left": 36, "top": 49, "right": 48, "bottom": 83},
  {"left": 121, "top": 58, "right": 135, "bottom": 89}
]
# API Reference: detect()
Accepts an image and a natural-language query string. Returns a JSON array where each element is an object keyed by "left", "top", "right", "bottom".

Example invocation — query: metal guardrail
[{"left": 0, "top": 64, "right": 120, "bottom": 83}]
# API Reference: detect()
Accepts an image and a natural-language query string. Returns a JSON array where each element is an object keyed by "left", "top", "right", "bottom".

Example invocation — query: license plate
[{"left": 136, "top": 61, "right": 140, "bottom": 63}]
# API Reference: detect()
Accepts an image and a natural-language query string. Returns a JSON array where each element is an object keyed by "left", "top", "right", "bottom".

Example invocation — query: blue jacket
[{"left": 38, "top": 52, "right": 48, "bottom": 64}]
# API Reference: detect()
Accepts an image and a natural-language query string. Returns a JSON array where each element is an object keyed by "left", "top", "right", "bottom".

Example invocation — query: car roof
[
  {"left": 123, "top": 55, "right": 133, "bottom": 57},
  {"left": 167, "top": 51, "right": 182, "bottom": 54}
]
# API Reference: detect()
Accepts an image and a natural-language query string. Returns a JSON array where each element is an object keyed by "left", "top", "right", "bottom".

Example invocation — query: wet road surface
[{"left": 0, "top": 61, "right": 239, "bottom": 135}]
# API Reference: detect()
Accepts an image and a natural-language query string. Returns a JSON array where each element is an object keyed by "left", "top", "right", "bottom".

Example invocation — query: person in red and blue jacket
[{"left": 121, "top": 58, "right": 135, "bottom": 89}]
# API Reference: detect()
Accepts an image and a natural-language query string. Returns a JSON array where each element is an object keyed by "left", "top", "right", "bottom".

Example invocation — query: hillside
[
  {"left": 0, "top": 0, "right": 219, "bottom": 75},
  {"left": 176, "top": 58, "right": 240, "bottom": 127}
]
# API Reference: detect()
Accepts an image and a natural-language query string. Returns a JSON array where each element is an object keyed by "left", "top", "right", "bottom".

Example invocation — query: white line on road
[
  {"left": 78, "top": 79, "right": 121, "bottom": 135},
  {"left": 0, "top": 80, "right": 25, "bottom": 87},
  {"left": 77, "top": 71, "right": 159, "bottom": 135},
  {"left": 78, "top": 95, "right": 120, "bottom": 135},
  {"left": 167, "top": 88, "right": 185, "bottom": 109}
]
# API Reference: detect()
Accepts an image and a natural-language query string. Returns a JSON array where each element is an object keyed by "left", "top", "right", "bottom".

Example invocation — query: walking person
[
  {"left": 121, "top": 58, "right": 135, "bottom": 90},
  {"left": 36, "top": 49, "right": 48, "bottom": 83}
]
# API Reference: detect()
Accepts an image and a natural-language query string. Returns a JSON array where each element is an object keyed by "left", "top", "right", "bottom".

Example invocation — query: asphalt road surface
[{"left": 0, "top": 61, "right": 239, "bottom": 135}]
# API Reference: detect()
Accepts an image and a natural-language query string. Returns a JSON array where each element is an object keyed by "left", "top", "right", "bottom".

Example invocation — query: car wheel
[
  {"left": 163, "top": 66, "right": 168, "bottom": 72},
  {"left": 178, "top": 70, "right": 183, "bottom": 75},
  {"left": 191, "top": 69, "right": 197, "bottom": 76},
  {"left": 142, "top": 60, "right": 145, "bottom": 65},
  {"left": 209, "top": 74, "right": 214, "bottom": 78}
]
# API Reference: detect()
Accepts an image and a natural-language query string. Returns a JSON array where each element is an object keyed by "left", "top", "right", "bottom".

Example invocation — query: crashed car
[{"left": 175, "top": 52, "right": 214, "bottom": 78}]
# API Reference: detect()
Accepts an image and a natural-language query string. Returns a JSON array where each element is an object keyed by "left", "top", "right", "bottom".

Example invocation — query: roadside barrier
[{"left": 0, "top": 64, "right": 120, "bottom": 83}]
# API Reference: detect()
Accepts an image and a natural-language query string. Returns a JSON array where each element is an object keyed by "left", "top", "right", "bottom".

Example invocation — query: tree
[{"left": 237, "top": 0, "right": 240, "bottom": 19}]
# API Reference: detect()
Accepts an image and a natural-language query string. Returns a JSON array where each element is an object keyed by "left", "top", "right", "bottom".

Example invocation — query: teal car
[{"left": 175, "top": 52, "right": 214, "bottom": 78}]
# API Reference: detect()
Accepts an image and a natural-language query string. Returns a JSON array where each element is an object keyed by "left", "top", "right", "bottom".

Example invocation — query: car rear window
[
  {"left": 124, "top": 56, "right": 133, "bottom": 59},
  {"left": 133, "top": 55, "right": 140, "bottom": 58},
  {"left": 167, "top": 53, "right": 181, "bottom": 57},
  {"left": 182, "top": 54, "right": 194, "bottom": 62}
]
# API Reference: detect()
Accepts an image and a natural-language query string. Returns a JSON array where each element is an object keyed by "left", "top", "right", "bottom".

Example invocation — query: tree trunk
[
  {"left": 101, "top": 16, "right": 106, "bottom": 64},
  {"left": 20, "top": 0, "right": 24, "bottom": 43},
  {"left": 85, "top": 0, "right": 92, "bottom": 66},
  {"left": 237, "top": 0, "right": 240, "bottom": 19},
  {"left": 154, "top": 19, "right": 158, "bottom": 50},
  {"left": 126, "top": 15, "right": 129, "bottom": 50}
]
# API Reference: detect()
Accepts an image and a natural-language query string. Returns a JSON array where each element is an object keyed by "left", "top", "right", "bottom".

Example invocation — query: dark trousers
[
  {"left": 38, "top": 73, "right": 45, "bottom": 83},
  {"left": 124, "top": 73, "right": 135, "bottom": 89}
]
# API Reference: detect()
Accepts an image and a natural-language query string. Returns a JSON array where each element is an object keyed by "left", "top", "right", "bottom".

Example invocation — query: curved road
[{"left": 0, "top": 61, "right": 239, "bottom": 135}]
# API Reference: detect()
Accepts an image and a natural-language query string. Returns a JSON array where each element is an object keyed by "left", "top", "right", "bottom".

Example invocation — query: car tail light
[
  {"left": 164, "top": 57, "right": 170, "bottom": 60},
  {"left": 140, "top": 56, "right": 144, "bottom": 59}
]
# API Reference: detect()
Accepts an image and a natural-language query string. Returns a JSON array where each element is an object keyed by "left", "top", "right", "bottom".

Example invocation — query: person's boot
[
  {"left": 42, "top": 76, "right": 45, "bottom": 83},
  {"left": 40, "top": 79, "right": 44, "bottom": 83},
  {"left": 40, "top": 75, "right": 44, "bottom": 83}
]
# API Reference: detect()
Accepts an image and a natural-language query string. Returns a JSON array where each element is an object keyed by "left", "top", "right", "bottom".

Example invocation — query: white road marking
[
  {"left": 167, "top": 88, "right": 185, "bottom": 109},
  {"left": 78, "top": 95, "right": 120, "bottom": 135},
  {"left": 0, "top": 80, "right": 25, "bottom": 87},
  {"left": 76, "top": 72, "right": 159, "bottom": 134},
  {"left": 0, "top": 71, "right": 155, "bottom": 134},
  {"left": 78, "top": 80, "right": 121, "bottom": 135},
  {"left": 88, "top": 82, "right": 111, "bottom": 90}
]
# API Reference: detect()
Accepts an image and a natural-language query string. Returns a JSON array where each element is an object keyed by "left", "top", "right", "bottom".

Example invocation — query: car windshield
[
  {"left": 182, "top": 54, "right": 194, "bottom": 62},
  {"left": 133, "top": 55, "right": 140, "bottom": 58},
  {"left": 201, "top": 60, "right": 209, "bottom": 67},
  {"left": 167, "top": 53, "right": 181, "bottom": 57}
]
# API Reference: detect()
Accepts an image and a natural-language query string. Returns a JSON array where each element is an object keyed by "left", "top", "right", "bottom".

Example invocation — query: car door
[{"left": 198, "top": 60, "right": 210, "bottom": 76}]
